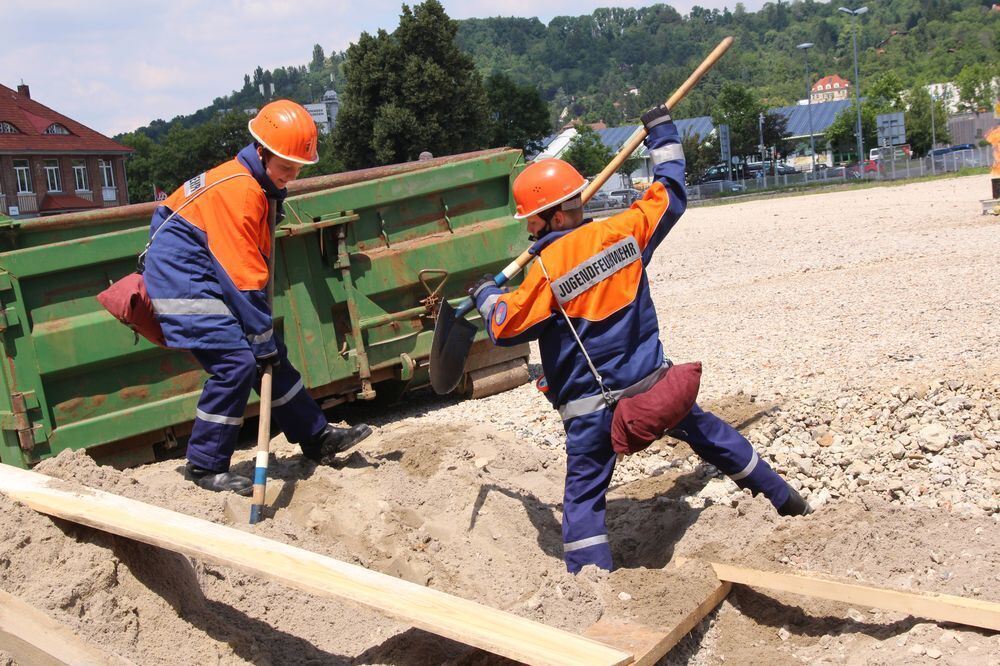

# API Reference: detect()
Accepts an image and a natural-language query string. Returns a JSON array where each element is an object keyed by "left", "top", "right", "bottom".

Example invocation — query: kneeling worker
[
  {"left": 143, "top": 100, "right": 371, "bottom": 495},
  {"left": 470, "top": 104, "right": 811, "bottom": 573}
]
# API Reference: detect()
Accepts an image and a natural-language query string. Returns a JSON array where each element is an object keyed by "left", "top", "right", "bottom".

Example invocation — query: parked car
[
  {"left": 584, "top": 192, "right": 615, "bottom": 212},
  {"left": 929, "top": 144, "right": 978, "bottom": 168},
  {"left": 696, "top": 164, "right": 736, "bottom": 184},
  {"left": 610, "top": 188, "right": 642, "bottom": 206},
  {"left": 692, "top": 165, "right": 745, "bottom": 192},
  {"left": 746, "top": 161, "right": 798, "bottom": 176},
  {"left": 845, "top": 160, "right": 884, "bottom": 178}
]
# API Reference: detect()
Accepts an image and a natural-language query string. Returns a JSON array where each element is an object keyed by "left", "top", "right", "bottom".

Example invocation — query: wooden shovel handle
[{"left": 581, "top": 36, "right": 734, "bottom": 203}]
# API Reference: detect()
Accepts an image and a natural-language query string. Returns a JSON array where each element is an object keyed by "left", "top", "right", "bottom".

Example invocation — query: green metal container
[{"left": 0, "top": 149, "right": 529, "bottom": 468}]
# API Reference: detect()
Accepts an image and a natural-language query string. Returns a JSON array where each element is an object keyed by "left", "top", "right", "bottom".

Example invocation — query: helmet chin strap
[
  {"left": 528, "top": 194, "right": 582, "bottom": 241},
  {"left": 528, "top": 219, "right": 552, "bottom": 242}
]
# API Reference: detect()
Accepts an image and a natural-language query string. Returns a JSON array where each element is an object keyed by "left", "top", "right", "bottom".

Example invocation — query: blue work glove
[
  {"left": 468, "top": 274, "right": 496, "bottom": 299},
  {"left": 255, "top": 350, "right": 280, "bottom": 377},
  {"left": 641, "top": 104, "right": 672, "bottom": 131}
]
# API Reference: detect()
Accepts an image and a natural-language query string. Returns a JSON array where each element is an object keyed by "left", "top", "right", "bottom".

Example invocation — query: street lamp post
[
  {"left": 839, "top": 5, "right": 868, "bottom": 169},
  {"left": 930, "top": 89, "right": 937, "bottom": 150},
  {"left": 797, "top": 42, "right": 817, "bottom": 175}
]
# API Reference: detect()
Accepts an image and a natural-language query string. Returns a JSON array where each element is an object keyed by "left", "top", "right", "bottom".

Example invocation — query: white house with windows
[{"left": 0, "top": 82, "right": 132, "bottom": 218}]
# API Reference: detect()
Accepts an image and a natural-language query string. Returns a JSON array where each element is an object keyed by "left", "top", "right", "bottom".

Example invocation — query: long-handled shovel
[
  {"left": 249, "top": 200, "right": 278, "bottom": 525},
  {"left": 430, "top": 36, "right": 735, "bottom": 395}
]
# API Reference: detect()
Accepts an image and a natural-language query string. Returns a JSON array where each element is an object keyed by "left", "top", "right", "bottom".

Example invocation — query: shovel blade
[{"left": 430, "top": 300, "right": 478, "bottom": 395}]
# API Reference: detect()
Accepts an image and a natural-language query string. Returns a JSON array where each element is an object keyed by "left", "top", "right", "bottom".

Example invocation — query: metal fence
[{"left": 688, "top": 146, "right": 995, "bottom": 201}]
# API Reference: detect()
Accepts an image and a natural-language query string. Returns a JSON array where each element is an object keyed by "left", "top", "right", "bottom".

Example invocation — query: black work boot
[
  {"left": 777, "top": 485, "right": 813, "bottom": 517},
  {"left": 300, "top": 423, "right": 373, "bottom": 465},
  {"left": 185, "top": 462, "right": 253, "bottom": 496}
]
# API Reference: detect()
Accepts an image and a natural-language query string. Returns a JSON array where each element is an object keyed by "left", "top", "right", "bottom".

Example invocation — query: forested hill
[
  {"left": 124, "top": 1, "right": 997, "bottom": 140},
  {"left": 456, "top": 0, "right": 998, "bottom": 122}
]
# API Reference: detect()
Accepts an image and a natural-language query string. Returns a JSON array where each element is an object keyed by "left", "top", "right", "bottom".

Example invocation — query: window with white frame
[
  {"left": 99, "top": 159, "right": 115, "bottom": 188},
  {"left": 72, "top": 160, "right": 89, "bottom": 191},
  {"left": 43, "top": 123, "right": 71, "bottom": 135},
  {"left": 0, "top": 121, "right": 19, "bottom": 134},
  {"left": 14, "top": 160, "right": 33, "bottom": 193},
  {"left": 44, "top": 159, "right": 62, "bottom": 192}
]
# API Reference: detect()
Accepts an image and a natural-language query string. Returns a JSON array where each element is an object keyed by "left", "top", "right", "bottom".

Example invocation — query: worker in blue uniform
[
  {"left": 471, "top": 103, "right": 811, "bottom": 573},
  {"left": 143, "top": 100, "right": 371, "bottom": 495}
]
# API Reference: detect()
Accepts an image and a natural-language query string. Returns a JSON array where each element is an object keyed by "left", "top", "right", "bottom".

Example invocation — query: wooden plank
[
  {"left": 584, "top": 579, "right": 731, "bottom": 666},
  {"left": 682, "top": 558, "right": 1000, "bottom": 632},
  {"left": 0, "top": 588, "right": 135, "bottom": 665},
  {"left": 0, "top": 464, "right": 631, "bottom": 666}
]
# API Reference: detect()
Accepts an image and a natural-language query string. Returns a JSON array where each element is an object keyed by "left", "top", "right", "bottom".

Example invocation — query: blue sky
[{"left": 5, "top": 1, "right": 768, "bottom": 136}]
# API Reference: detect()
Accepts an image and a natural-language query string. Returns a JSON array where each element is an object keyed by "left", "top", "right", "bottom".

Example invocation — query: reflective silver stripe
[
  {"left": 248, "top": 329, "right": 273, "bottom": 345},
  {"left": 729, "top": 450, "right": 759, "bottom": 481},
  {"left": 550, "top": 236, "right": 641, "bottom": 305},
  {"left": 558, "top": 363, "right": 669, "bottom": 421},
  {"left": 649, "top": 143, "right": 685, "bottom": 165},
  {"left": 563, "top": 534, "right": 609, "bottom": 553},
  {"left": 481, "top": 293, "right": 499, "bottom": 317},
  {"left": 271, "top": 379, "right": 304, "bottom": 408},
  {"left": 645, "top": 113, "right": 672, "bottom": 129},
  {"left": 195, "top": 408, "right": 243, "bottom": 426},
  {"left": 152, "top": 298, "right": 231, "bottom": 316}
]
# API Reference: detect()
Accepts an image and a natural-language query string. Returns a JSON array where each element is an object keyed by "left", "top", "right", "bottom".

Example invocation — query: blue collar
[
  {"left": 236, "top": 143, "right": 286, "bottom": 201},
  {"left": 527, "top": 218, "right": 594, "bottom": 255}
]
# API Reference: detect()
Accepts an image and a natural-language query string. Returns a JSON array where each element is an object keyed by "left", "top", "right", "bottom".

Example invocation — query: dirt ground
[{"left": 1, "top": 174, "right": 998, "bottom": 665}]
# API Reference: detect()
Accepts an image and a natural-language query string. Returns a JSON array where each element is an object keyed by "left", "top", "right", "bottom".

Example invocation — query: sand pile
[{"left": 1, "top": 401, "right": 997, "bottom": 665}]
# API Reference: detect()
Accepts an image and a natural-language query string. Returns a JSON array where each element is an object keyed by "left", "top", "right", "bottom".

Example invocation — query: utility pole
[
  {"left": 839, "top": 6, "right": 869, "bottom": 167},
  {"left": 930, "top": 89, "right": 937, "bottom": 150},
  {"left": 758, "top": 112, "right": 766, "bottom": 163},
  {"left": 797, "top": 42, "right": 817, "bottom": 175}
]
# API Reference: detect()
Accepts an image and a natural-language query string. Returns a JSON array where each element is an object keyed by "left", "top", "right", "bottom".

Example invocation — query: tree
[
  {"left": 562, "top": 125, "right": 612, "bottom": 177},
  {"left": 956, "top": 63, "right": 999, "bottom": 112},
  {"left": 866, "top": 72, "right": 905, "bottom": 112},
  {"left": 119, "top": 132, "right": 157, "bottom": 204},
  {"left": 680, "top": 130, "right": 717, "bottom": 181},
  {"left": 904, "top": 86, "right": 950, "bottom": 156},
  {"left": 333, "top": 0, "right": 489, "bottom": 169},
  {"left": 709, "top": 82, "right": 785, "bottom": 159},
  {"left": 310, "top": 44, "right": 326, "bottom": 72},
  {"left": 824, "top": 102, "right": 877, "bottom": 160},
  {"left": 615, "top": 155, "right": 642, "bottom": 189},
  {"left": 484, "top": 72, "right": 551, "bottom": 154}
]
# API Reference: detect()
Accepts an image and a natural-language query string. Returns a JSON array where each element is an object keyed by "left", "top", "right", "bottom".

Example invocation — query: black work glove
[
  {"left": 641, "top": 103, "right": 672, "bottom": 131},
  {"left": 255, "top": 351, "right": 281, "bottom": 377},
  {"left": 468, "top": 273, "right": 496, "bottom": 299}
]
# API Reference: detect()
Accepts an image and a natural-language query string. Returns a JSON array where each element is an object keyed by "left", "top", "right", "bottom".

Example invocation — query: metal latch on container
[
  {"left": 0, "top": 272, "right": 16, "bottom": 332},
  {"left": 275, "top": 210, "right": 359, "bottom": 238},
  {"left": 0, "top": 306, "right": 18, "bottom": 332},
  {"left": 5, "top": 391, "right": 46, "bottom": 452}
]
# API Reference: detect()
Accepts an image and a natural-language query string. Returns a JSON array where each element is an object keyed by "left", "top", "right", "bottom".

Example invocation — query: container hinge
[
  {"left": 441, "top": 197, "right": 454, "bottom": 233},
  {"left": 0, "top": 305, "right": 20, "bottom": 332},
  {"left": 6, "top": 391, "right": 45, "bottom": 452},
  {"left": 376, "top": 210, "right": 391, "bottom": 247}
]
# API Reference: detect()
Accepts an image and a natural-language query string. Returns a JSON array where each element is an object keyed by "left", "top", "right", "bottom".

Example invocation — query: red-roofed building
[
  {"left": 0, "top": 83, "right": 133, "bottom": 218},
  {"left": 810, "top": 75, "right": 852, "bottom": 104}
]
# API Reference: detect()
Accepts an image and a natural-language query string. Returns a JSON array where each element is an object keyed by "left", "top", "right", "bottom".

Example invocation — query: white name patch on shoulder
[
  {"left": 183, "top": 172, "right": 206, "bottom": 197},
  {"left": 550, "top": 236, "right": 640, "bottom": 304}
]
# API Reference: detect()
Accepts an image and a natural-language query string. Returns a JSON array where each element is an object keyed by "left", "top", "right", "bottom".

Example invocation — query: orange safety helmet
[
  {"left": 512, "top": 159, "right": 588, "bottom": 219},
  {"left": 248, "top": 100, "right": 319, "bottom": 165}
]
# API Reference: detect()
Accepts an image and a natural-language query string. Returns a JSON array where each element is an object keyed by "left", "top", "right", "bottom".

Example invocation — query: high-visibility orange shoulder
[
  {"left": 165, "top": 159, "right": 269, "bottom": 291},
  {"left": 600, "top": 181, "right": 670, "bottom": 251}
]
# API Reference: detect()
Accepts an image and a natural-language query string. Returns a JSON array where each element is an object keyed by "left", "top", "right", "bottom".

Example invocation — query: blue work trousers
[
  {"left": 562, "top": 403, "right": 790, "bottom": 573},
  {"left": 186, "top": 340, "right": 327, "bottom": 472}
]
